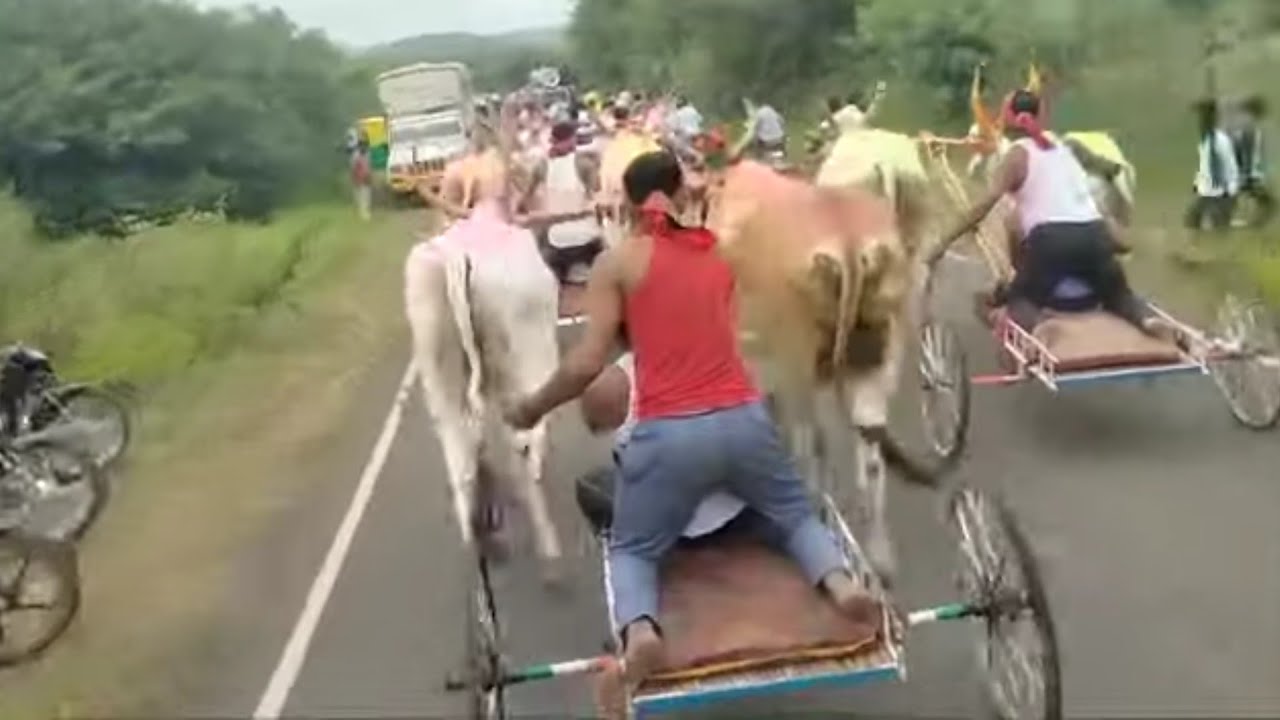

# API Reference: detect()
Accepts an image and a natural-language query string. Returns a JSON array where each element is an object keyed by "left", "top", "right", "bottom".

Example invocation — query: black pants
[
  {"left": 1007, "top": 221, "right": 1150, "bottom": 331},
  {"left": 547, "top": 239, "right": 604, "bottom": 284},
  {"left": 1240, "top": 178, "right": 1276, "bottom": 227},
  {"left": 1184, "top": 194, "right": 1236, "bottom": 232}
]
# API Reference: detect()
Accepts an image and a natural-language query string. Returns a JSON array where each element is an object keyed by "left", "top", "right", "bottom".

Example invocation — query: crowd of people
[
  {"left": 413, "top": 86, "right": 800, "bottom": 287},
  {"left": 1188, "top": 95, "right": 1273, "bottom": 231},
  {"left": 404, "top": 66, "right": 1276, "bottom": 717}
]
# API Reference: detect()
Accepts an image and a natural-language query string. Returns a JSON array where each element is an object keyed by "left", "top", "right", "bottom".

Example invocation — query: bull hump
[{"left": 718, "top": 161, "right": 895, "bottom": 249}]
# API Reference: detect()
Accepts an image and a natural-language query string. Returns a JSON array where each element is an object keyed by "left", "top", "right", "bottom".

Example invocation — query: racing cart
[
  {"left": 907, "top": 136, "right": 1280, "bottom": 465},
  {"left": 445, "top": 472, "right": 1061, "bottom": 720}
]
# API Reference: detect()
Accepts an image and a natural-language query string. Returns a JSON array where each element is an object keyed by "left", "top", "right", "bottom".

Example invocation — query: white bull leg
[
  {"left": 766, "top": 387, "right": 824, "bottom": 496},
  {"left": 792, "top": 420, "right": 821, "bottom": 494},
  {"left": 406, "top": 250, "right": 485, "bottom": 548},
  {"left": 842, "top": 320, "right": 905, "bottom": 587},
  {"left": 416, "top": 362, "right": 484, "bottom": 548},
  {"left": 510, "top": 424, "right": 563, "bottom": 567},
  {"left": 497, "top": 296, "right": 566, "bottom": 585}
]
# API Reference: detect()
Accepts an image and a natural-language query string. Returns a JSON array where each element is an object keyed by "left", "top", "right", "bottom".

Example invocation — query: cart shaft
[{"left": 907, "top": 602, "right": 980, "bottom": 626}]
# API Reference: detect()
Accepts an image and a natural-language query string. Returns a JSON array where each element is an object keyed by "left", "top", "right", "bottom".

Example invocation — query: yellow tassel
[{"left": 1027, "top": 62, "right": 1044, "bottom": 95}]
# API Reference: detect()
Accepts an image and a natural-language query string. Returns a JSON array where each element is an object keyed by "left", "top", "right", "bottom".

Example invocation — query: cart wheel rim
[
  {"left": 1210, "top": 296, "right": 1280, "bottom": 429},
  {"left": 919, "top": 322, "right": 968, "bottom": 459},
  {"left": 948, "top": 489, "right": 1060, "bottom": 720},
  {"left": 467, "top": 559, "right": 505, "bottom": 719}
]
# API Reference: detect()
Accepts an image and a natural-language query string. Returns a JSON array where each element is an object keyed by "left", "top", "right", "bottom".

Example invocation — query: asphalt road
[{"left": 189, "top": 255, "right": 1280, "bottom": 719}]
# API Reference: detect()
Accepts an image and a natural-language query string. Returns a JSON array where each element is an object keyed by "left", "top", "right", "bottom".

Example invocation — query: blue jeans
[{"left": 609, "top": 400, "right": 847, "bottom": 632}]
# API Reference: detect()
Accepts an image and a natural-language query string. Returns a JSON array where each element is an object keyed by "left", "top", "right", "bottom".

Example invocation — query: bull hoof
[
  {"left": 539, "top": 557, "right": 571, "bottom": 595},
  {"left": 479, "top": 532, "right": 511, "bottom": 566}
]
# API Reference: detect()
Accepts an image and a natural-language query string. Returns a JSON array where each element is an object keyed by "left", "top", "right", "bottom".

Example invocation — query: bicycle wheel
[
  {"left": 35, "top": 386, "right": 132, "bottom": 467},
  {"left": 12, "top": 442, "right": 110, "bottom": 542},
  {"left": 0, "top": 533, "right": 80, "bottom": 666}
]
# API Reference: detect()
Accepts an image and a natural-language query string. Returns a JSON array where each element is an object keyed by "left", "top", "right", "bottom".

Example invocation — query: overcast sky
[{"left": 191, "top": 0, "right": 573, "bottom": 46}]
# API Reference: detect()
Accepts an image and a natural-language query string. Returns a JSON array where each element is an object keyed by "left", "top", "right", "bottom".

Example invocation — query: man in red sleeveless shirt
[{"left": 507, "top": 150, "right": 878, "bottom": 716}]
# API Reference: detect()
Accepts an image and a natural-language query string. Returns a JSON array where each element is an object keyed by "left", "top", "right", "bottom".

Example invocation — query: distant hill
[
  {"left": 364, "top": 27, "right": 567, "bottom": 90},
  {"left": 370, "top": 27, "right": 563, "bottom": 60}
]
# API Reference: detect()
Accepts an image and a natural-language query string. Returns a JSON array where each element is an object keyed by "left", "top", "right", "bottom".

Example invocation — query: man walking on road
[{"left": 350, "top": 137, "right": 373, "bottom": 222}]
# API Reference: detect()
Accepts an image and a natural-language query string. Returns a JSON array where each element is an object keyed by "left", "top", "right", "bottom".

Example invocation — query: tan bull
[
  {"left": 597, "top": 129, "right": 661, "bottom": 245},
  {"left": 705, "top": 155, "right": 932, "bottom": 585}
]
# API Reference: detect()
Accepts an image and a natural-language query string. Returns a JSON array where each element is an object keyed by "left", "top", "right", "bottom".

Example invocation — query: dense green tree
[{"left": 0, "top": 0, "right": 373, "bottom": 236}]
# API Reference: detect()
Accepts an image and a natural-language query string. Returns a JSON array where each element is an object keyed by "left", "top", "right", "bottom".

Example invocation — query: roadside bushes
[{"left": 0, "top": 0, "right": 375, "bottom": 237}]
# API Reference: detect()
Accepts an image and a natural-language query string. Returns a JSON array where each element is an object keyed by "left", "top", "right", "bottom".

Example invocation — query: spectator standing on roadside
[
  {"left": 350, "top": 136, "right": 372, "bottom": 221},
  {"left": 1230, "top": 96, "right": 1274, "bottom": 228},
  {"left": 744, "top": 99, "right": 786, "bottom": 156},
  {"left": 1185, "top": 99, "right": 1239, "bottom": 233}
]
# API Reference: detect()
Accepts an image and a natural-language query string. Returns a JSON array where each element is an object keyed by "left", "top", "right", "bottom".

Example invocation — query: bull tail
[
  {"left": 813, "top": 246, "right": 863, "bottom": 377},
  {"left": 440, "top": 243, "right": 485, "bottom": 415},
  {"left": 820, "top": 238, "right": 943, "bottom": 489}
]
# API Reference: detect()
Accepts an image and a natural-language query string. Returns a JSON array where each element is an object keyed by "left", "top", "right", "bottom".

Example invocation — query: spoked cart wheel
[
  {"left": 0, "top": 533, "right": 80, "bottom": 667},
  {"left": 1208, "top": 294, "right": 1280, "bottom": 430},
  {"left": 947, "top": 488, "right": 1062, "bottom": 720},
  {"left": 915, "top": 319, "right": 972, "bottom": 472},
  {"left": 457, "top": 553, "right": 507, "bottom": 720},
  {"left": 453, "top": 469, "right": 510, "bottom": 720}
]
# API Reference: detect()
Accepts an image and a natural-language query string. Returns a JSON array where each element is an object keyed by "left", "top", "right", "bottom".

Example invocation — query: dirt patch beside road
[{"left": 0, "top": 208, "right": 430, "bottom": 720}]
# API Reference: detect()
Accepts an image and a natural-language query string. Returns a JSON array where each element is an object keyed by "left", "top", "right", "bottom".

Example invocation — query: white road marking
[{"left": 252, "top": 361, "right": 417, "bottom": 719}]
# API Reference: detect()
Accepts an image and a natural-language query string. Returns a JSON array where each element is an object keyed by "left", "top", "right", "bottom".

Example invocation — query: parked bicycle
[{"left": 0, "top": 421, "right": 109, "bottom": 543}]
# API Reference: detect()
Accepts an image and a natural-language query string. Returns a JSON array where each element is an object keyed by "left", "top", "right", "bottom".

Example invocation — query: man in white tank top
[
  {"left": 929, "top": 89, "right": 1174, "bottom": 340},
  {"left": 520, "top": 121, "right": 605, "bottom": 284}
]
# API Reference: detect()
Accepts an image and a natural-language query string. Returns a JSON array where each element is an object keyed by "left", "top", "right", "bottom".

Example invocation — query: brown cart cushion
[
  {"left": 643, "top": 533, "right": 882, "bottom": 685},
  {"left": 990, "top": 307, "right": 1183, "bottom": 372},
  {"left": 559, "top": 284, "right": 586, "bottom": 319},
  {"left": 1030, "top": 310, "right": 1181, "bottom": 372}
]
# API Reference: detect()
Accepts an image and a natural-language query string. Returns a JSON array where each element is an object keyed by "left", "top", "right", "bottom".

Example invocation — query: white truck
[{"left": 376, "top": 62, "right": 475, "bottom": 196}]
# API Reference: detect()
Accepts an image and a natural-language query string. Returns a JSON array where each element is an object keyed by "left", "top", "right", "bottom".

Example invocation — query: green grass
[
  {"left": 0, "top": 198, "right": 389, "bottom": 389},
  {"left": 0, "top": 197, "right": 425, "bottom": 720}
]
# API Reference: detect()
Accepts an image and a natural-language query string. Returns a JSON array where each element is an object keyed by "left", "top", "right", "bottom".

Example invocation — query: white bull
[
  {"left": 404, "top": 200, "right": 563, "bottom": 578},
  {"left": 709, "top": 148, "right": 933, "bottom": 585}
]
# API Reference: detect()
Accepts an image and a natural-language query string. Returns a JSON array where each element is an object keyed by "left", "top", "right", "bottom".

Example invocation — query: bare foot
[
  {"left": 593, "top": 657, "right": 627, "bottom": 720},
  {"left": 1142, "top": 317, "right": 1186, "bottom": 349},
  {"left": 822, "top": 571, "right": 880, "bottom": 627},
  {"left": 539, "top": 557, "right": 571, "bottom": 595},
  {"left": 593, "top": 622, "right": 664, "bottom": 720},
  {"left": 621, "top": 621, "right": 665, "bottom": 684}
]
